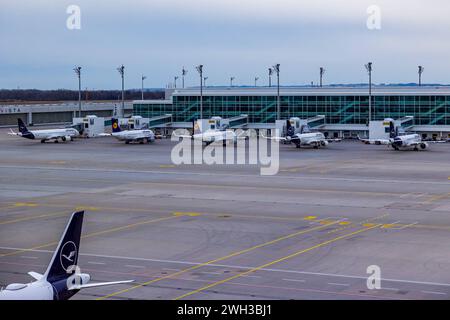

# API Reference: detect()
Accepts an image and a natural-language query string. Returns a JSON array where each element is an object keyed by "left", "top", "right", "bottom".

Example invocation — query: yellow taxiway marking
[
  {"left": 303, "top": 216, "right": 317, "bottom": 221},
  {"left": 14, "top": 202, "right": 38, "bottom": 207},
  {"left": 0, "top": 211, "right": 68, "bottom": 226},
  {"left": 0, "top": 215, "right": 179, "bottom": 258},
  {"left": 75, "top": 206, "right": 99, "bottom": 212},
  {"left": 381, "top": 224, "right": 400, "bottom": 229},
  {"left": 173, "top": 212, "right": 202, "bottom": 217},
  {"left": 159, "top": 165, "right": 176, "bottom": 168},
  {"left": 48, "top": 161, "right": 66, "bottom": 165},
  {"left": 97, "top": 220, "right": 341, "bottom": 300},
  {"left": 338, "top": 221, "right": 351, "bottom": 226},
  {"left": 362, "top": 223, "right": 377, "bottom": 228},
  {"left": 174, "top": 224, "right": 381, "bottom": 300}
]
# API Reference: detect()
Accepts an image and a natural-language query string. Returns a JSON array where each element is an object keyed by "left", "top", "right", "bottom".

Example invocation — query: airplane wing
[
  {"left": 28, "top": 271, "right": 43, "bottom": 281},
  {"left": 98, "top": 133, "right": 112, "bottom": 137},
  {"left": 7, "top": 129, "right": 20, "bottom": 136},
  {"left": 358, "top": 137, "right": 391, "bottom": 145},
  {"left": 259, "top": 131, "right": 289, "bottom": 141},
  {"left": 68, "top": 280, "right": 134, "bottom": 290}
]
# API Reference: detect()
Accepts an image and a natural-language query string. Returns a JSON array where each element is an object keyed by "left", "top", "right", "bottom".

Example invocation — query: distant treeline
[{"left": 0, "top": 89, "right": 164, "bottom": 103}]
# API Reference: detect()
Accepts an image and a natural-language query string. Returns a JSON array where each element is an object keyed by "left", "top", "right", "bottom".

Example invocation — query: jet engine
[{"left": 420, "top": 142, "right": 428, "bottom": 150}]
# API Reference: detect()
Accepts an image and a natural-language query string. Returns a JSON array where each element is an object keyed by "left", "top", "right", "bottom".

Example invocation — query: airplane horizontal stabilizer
[
  {"left": 28, "top": 271, "right": 43, "bottom": 281},
  {"left": 68, "top": 280, "right": 134, "bottom": 290}
]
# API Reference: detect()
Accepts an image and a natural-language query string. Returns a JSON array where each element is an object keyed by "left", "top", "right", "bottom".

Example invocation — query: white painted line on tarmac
[
  {"left": 328, "top": 282, "right": 350, "bottom": 287},
  {"left": 162, "top": 268, "right": 181, "bottom": 272},
  {"left": 0, "top": 165, "right": 448, "bottom": 185},
  {"left": 125, "top": 265, "right": 146, "bottom": 269},
  {"left": 87, "top": 261, "right": 105, "bottom": 265},
  {"left": 282, "top": 278, "right": 306, "bottom": 283},
  {"left": 3, "top": 246, "right": 450, "bottom": 288},
  {"left": 382, "top": 287, "right": 399, "bottom": 291},
  {"left": 20, "top": 256, "right": 37, "bottom": 259},
  {"left": 198, "top": 271, "right": 222, "bottom": 275},
  {"left": 421, "top": 290, "right": 447, "bottom": 296}
]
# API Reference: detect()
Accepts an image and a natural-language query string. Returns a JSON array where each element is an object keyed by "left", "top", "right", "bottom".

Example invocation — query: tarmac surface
[{"left": 1, "top": 127, "right": 450, "bottom": 300}]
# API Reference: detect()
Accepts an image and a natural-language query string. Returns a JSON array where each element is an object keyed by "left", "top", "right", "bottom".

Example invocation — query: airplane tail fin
[
  {"left": 112, "top": 118, "right": 121, "bottom": 133},
  {"left": 44, "top": 211, "right": 84, "bottom": 283},
  {"left": 389, "top": 121, "right": 396, "bottom": 138},
  {"left": 18, "top": 118, "right": 29, "bottom": 134},
  {"left": 286, "top": 119, "right": 295, "bottom": 137},
  {"left": 193, "top": 119, "right": 201, "bottom": 135}
]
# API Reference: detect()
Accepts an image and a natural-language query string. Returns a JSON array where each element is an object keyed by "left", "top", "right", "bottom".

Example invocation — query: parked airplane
[
  {"left": 265, "top": 119, "right": 339, "bottom": 149},
  {"left": 101, "top": 118, "right": 155, "bottom": 144},
  {"left": 360, "top": 120, "right": 430, "bottom": 151},
  {"left": 8, "top": 118, "right": 79, "bottom": 143},
  {"left": 177, "top": 119, "right": 239, "bottom": 146},
  {"left": 0, "top": 211, "right": 133, "bottom": 300}
]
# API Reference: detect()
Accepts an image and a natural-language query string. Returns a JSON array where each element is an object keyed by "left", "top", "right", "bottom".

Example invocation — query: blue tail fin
[
  {"left": 112, "top": 118, "right": 121, "bottom": 133},
  {"left": 44, "top": 211, "right": 84, "bottom": 283},
  {"left": 18, "top": 118, "right": 29, "bottom": 134},
  {"left": 286, "top": 119, "right": 295, "bottom": 137},
  {"left": 389, "top": 121, "right": 396, "bottom": 138}
]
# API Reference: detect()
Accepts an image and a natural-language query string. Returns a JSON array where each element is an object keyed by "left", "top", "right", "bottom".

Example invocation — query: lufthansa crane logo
[
  {"left": 113, "top": 122, "right": 118, "bottom": 129},
  {"left": 60, "top": 241, "right": 77, "bottom": 271}
]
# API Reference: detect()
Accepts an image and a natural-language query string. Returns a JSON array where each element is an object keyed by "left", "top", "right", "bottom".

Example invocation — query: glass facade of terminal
[{"left": 134, "top": 94, "right": 450, "bottom": 125}]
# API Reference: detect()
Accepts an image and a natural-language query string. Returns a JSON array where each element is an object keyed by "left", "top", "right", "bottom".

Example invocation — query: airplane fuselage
[
  {"left": 193, "top": 130, "right": 236, "bottom": 144},
  {"left": 112, "top": 129, "right": 155, "bottom": 143},
  {"left": 290, "top": 132, "right": 329, "bottom": 148},
  {"left": 391, "top": 134, "right": 428, "bottom": 151},
  {"left": 20, "top": 128, "right": 79, "bottom": 142},
  {"left": 0, "top": 280, "right": 54, "bottom": 300}
]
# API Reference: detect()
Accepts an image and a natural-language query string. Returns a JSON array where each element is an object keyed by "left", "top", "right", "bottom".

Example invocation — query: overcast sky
[{"left": 1, "top": 0, "right": 449, "bottom": 89}]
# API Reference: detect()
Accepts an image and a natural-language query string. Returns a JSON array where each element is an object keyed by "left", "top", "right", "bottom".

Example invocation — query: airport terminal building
[{"left": 133, "top": 86, "right": 450, "bottom": 139}]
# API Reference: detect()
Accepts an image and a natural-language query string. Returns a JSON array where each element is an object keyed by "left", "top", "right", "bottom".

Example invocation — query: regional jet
[
  {"left": 265, "top": 119, "right": 340, "bottom": 149},
  {"left": 8, "top": 118, "right": 80, "bottom": 143},
  {"left": 176, "top": 119, "right": 239, "bottom": 146},
  {"left": 0, "top": 211, "right": 133, "bottom": 300},
  {"left": 101, "top": 118, "right": 156, "bottom": 144},
  {"left": 360, "top": 120, "right": 430, "bottom": 151}
]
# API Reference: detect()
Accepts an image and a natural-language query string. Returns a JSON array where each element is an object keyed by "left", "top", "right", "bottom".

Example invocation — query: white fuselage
[
  {"left": 292, "top": 132, "right": 329, "bottom": 147},
  {"left": 112, "top": 129, "right": 155, "bottom": 142},
  {"left": 391, "top": 134, "right": 428, "bottom": 150},
  {"left": 27, "top": 128, "right": 79, "bottom": 141},
  {"left": 0, "top": 280, "right": 54, "bottom": 300},
  {"left": 193, "top": 130, "right": 236, "bottom": 143}
]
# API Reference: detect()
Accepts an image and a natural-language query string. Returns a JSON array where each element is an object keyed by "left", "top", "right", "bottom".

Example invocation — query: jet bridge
[
  {"left": 368, "top": 116, "right": 414, "bottom": 140},
  {"left": 275, "top": 115, "right": 326, "bottom": 137},
  {"left": 72, "top": 115, "right": 105, "bottom": 137},
  {"left": 226, "top": 114, "right": 249, "bottom": 129},
  {"left": 114, "top": 114, "right": 173, "bottom": 130}
]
